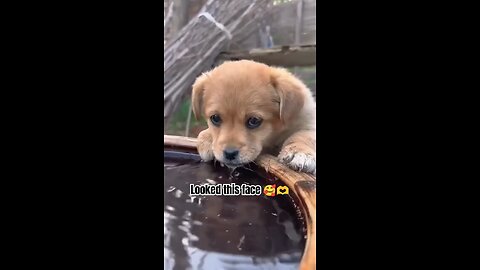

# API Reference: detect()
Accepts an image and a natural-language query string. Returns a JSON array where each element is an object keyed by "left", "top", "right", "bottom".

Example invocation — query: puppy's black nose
[{"left": 223, "top": 148, "right": 239, "bottom": 160}]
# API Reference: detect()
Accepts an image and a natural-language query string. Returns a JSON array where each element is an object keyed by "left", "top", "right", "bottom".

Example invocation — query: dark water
[{"left": 164, "top": 151, "right": 306, "bottom": 270}]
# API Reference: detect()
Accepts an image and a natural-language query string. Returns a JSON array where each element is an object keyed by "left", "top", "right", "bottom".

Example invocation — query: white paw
[
  {"left": 278, "top": 152, "right": 316, "bottom": 175},
  {"left": 196, "top": 130, "right": 214, "bottom": 162},
  {"left": 198, "top": 148, "right": 214, "bottom": 162}
]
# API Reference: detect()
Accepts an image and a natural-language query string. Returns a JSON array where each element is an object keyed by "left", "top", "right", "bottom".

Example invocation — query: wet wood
[
  {"left": 163, "top": 135, "right": 316, "bottom": 270},
  {"left": 256, "top": 154, "right": 316, "bottom": 270},
  {"left": 164, "top": 135, "right": 197, "bottom": 148}
]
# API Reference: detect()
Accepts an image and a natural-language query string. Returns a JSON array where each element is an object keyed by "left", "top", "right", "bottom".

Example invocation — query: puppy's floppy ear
[
  {"left": 270, "top": 67, "right": 306, "bottom": 123},
  {"left": 191, "top": 72, "right": 209, "bottom": 120}
]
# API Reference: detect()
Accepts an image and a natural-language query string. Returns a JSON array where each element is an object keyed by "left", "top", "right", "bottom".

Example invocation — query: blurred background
[{"left": 164, "top": 0, "right": 316, "bottom": 137}]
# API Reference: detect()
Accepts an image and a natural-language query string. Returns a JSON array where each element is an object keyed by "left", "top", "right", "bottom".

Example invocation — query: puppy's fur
[{"left": 192, "top": 60, "right": 316, "bottom": 174}]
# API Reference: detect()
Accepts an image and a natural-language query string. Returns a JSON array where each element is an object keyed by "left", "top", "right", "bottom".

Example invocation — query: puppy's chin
[{"left": 223, "top": 163, "right": 241, "bottom": 171}]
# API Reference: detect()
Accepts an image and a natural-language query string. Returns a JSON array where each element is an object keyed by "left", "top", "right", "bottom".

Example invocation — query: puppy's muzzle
[{"left": 223, "top": 147, "right": 239, "bottom": 161}]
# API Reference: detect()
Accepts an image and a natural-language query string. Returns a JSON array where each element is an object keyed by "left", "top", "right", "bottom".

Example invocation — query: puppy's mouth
[
  {"left": 218, "top": 159, "right": 253, "bottom": 169},
  {"left": 221, "top": 160, "right": 244, "bottom": 168}
]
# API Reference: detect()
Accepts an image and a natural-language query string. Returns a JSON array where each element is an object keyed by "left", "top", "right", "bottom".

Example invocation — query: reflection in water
[{"left": 164, "top": 157, "right": 305, "bottom": 270}]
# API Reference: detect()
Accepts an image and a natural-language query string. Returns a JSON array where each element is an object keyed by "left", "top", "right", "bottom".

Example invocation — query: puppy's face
[{"left": 192, "top": 60, "right": 305, "bottom": 167}]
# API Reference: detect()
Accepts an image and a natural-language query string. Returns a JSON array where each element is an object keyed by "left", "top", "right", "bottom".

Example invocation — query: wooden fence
[
  {"left": 164, "top": 0, "right": 316, "bottom": 136},
  {"left": 165, "top": 0, "right": 316, "bottom": 49}
]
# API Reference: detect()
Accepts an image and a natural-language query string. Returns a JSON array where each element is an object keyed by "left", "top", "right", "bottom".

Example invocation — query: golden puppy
[{"left": 191, "top": 60, "right": 316, "bottom": 174}]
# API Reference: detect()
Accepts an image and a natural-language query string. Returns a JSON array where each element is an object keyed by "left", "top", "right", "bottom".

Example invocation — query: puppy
[{"left": 191, "top": 60, "right": 316, "bottom": 174}]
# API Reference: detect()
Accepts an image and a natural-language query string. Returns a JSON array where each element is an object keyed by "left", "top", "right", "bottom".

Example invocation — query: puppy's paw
[
  {"left": 197, "top": 130, "right": 214, "bottom": 162},
  {"left": 278, "top": 146, "right": 316, "bottom": 175}
]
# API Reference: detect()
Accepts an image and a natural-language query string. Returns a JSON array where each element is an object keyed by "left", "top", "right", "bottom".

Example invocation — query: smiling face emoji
[{"left": 263, "top": 184, "right": 276, "bottom": 196}]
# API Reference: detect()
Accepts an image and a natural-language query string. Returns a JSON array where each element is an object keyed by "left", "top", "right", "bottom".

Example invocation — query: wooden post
[
  {"left": 294, "top": 0, "right": 304, "bottom": 45},
  {"left": 185, "top": 100, "right": 193, "bottom": 137},
  {"left": 294, "top": 0, "right": 304, "bottom": 75},
  {"left": 165, "top": 0, "right": 190, "bottom": 43}
]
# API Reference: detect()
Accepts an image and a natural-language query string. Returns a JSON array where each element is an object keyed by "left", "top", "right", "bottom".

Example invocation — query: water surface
[{"left": 164, "top": 152, "right": 306, "bottom": 270}]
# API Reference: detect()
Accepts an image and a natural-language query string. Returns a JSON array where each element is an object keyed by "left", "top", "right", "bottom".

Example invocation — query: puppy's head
[{"left": 192, "top": 60, "right": 305, "bottom": 167}]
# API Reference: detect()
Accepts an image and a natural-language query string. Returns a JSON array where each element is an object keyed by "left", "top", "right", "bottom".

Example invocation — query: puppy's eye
[
  {"left": 210, "top": 114, "right": 222, "bottom": 126},
  {"left": 246, "top": 117, "right": 262, "bottom": 129}
]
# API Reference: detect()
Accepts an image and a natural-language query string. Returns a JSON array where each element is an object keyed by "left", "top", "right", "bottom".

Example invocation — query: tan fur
[{"left": 191, "top": 60, "right": 316, "bottom": 174}]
